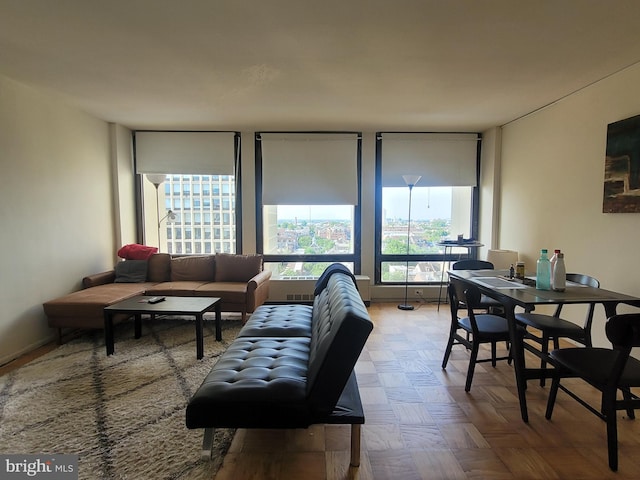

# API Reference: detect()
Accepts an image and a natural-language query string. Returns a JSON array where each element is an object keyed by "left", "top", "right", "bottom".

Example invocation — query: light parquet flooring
[{"left": 215, "top": 302, "right": 640, "bottom": 480}]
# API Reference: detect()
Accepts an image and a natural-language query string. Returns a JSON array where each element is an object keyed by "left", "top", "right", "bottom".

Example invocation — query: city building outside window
[
  {"left": 145, "top": 174, "right": 236, "bottom": 255},
  {"left": 262, "top": 204, "right": 356, "bottom": 279}
]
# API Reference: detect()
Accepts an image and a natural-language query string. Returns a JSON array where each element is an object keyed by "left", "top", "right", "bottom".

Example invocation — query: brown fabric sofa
[{"left": 43, "top": 253, "right": 271, "bottom": 343}]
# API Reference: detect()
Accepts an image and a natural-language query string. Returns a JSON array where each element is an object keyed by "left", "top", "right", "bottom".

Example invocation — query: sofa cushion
[
  {"left": 114, "top": 260, "right": 148, "bottom": 283},
  {"left": 306, "top": 273, "right": 373, "bottom": 415},
  {"left": 171, "top": 256, "right": 215, "bottom": 281},
  {"left": 145, "top": 281, "right": 210, "bottom": 296},
  {"left": 238, "top": 304, "right": 313, "bottom": 337},
  {"left": 194, "top": 282, "right": 247, "bottom": 304},
  {"left": 185, "top": 337, "right": 312, "bottom": 428},
  {"left": 43, "top": 283, "right": 151, "bottom": 318},
  {"left": 215, "top": 253, "right": 262, "bottom": 282},
  {"left": 147, "top": 253, "right": 171, "bottom": 282}
]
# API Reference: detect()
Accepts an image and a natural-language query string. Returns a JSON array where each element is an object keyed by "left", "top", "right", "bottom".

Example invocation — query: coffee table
[{"left": 104, "top": 296, "right": 221, "bottom": 359}]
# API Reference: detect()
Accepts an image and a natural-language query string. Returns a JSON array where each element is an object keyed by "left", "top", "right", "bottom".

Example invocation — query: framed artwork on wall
[{"left": 603, "top": 113, "right": 640, "bottom": 213}]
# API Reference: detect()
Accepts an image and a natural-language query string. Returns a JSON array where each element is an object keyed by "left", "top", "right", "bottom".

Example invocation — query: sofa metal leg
[
  {"left": 350, "top": 424, "right": 361, "bottom": 467},
  {"left": 201, "top": 428, "right": 215, "bottom": 460}
]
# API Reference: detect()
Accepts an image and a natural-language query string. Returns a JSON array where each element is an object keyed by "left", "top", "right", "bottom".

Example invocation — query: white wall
[
  {"left": 498, "top": 63, "right": 640, "bottom": 347},
  {"left": 0, "top": 75, "right": 116, "bottom": 364}
]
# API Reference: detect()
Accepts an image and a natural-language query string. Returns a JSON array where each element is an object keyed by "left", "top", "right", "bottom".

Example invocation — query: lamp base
[{"left": 397, "top": 304, "right": 414, "bottom": 311}]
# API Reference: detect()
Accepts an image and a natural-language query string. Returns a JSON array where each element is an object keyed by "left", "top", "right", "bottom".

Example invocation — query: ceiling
[{"left": 2, "top": 0, "right": 640, "bottom": 132}]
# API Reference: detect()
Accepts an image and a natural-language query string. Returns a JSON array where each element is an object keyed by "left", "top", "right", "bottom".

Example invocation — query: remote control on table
[{"left": 147, "top": 296, "right": 165, "bottom": 304}]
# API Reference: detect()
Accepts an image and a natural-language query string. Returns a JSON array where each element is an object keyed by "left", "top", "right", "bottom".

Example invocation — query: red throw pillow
[{"left": 117, "top": 244, "right": 158, "bottom": 260}]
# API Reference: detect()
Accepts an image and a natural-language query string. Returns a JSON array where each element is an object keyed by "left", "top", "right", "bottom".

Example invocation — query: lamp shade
[
  {"left": 402, "top": 175, "right": 421, "bottom": 187},
  {"left": 146, "top": 173, "right": 167, "bottom": 186}
]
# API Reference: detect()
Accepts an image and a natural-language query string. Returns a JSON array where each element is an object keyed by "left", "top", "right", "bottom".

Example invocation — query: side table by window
[{"left": 436, "top": 241, "right": 484, "bottom": 310}]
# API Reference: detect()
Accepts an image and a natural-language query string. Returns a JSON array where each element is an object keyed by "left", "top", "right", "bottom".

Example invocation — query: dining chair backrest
[
  {"left": 605, "top": 313, "right": 640, "bottom": 351},
  {"left": 603, "top": 314, "right": 640, "bottom": 388},
  {"left": 452, "top": 260, "right": 494, "bottom": 270},
  {"left": 448, "top": 278, "right": 483, "bottom": 330},
  {"left": 553, "top": 273, "right": 600, "bottom": 324},
  {"left": 566, "top": 273, "right": 600, "bottom": 288}
]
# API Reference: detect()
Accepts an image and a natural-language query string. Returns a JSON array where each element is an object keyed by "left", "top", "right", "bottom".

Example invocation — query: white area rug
[{"left": 0, "top": 317, "right": 241, "bottom": 479}]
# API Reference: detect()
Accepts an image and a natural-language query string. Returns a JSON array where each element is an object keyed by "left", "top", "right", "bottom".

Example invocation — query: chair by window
[
  {"left": 545, "top": 313, "right": 640, "bottom": 471},
  {"left": 515, "top": 273, "right": 600, "bottom": 386},
  {"left": 451, "top": 260, "right": 504, "bottom": 315},
  {"left": 441, "top": 277, "right": 512, "bottom": 391},
  {"left": 451, "top": 259, "right": 494, "bottom": 271}
]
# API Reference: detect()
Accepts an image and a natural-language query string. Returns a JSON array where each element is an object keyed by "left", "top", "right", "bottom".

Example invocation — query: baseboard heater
[{"left": 268, "top": 276, "right": 370, "bottom": 305}]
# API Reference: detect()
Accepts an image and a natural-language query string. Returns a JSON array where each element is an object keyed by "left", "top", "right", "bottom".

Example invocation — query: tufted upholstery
[
  {"left": 307, "top": 274, "right": 373, "bottom": 414},
  {"left": 186, "top": 268, "right": 373, "bottom": 432},
  {"left": 237, "top": 304, "right": 313, "bottom": 337}
]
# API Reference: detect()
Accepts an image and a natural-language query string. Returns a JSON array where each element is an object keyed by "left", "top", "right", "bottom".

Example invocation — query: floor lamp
[
  {"left": 398, "top": 175, "right": 421, "bottom": 311},
  {"left": 146, "top": 174, "right": 169, "bottom": 252}
]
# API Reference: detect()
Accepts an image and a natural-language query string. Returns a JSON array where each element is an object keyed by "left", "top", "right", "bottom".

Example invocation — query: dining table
[{"left": 447, "top": 268, "right": 640, "bottom": 422}]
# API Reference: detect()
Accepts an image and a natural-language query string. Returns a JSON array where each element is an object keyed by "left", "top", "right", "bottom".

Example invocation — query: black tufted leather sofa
[{"left": 186, "top": 268, "right": 373, "bottom": 467}]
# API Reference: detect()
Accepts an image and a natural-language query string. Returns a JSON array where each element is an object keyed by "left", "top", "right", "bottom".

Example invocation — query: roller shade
[
  {"left": 135, "top": 131, "right": 235, "bottom": 175},
  {"left": 260, "top": 133, "right": 359, "bottom": 205},
  {"left": 381, "top": 133, "right": 479, "bottom": 187}
]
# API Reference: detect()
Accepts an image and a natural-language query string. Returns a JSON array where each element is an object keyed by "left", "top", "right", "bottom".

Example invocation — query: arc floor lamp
[{"left": 398, "top": 175, "right": 421, "bottom": 311}]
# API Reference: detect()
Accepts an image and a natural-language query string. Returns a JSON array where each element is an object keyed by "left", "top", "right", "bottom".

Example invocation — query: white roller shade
[
  {"left": 260, "top": 133, "right": 359, "bottom": 205},
  {"left": 381, "top": 133, "right": 479, "bottom": 187},
  {"left": 135, "top": 131, "right": 235, "bottom": 175}
]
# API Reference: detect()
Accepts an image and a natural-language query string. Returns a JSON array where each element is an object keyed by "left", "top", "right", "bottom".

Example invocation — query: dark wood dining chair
[
  {"left": 515, "top": 273, "right": 600, "bottom": 386},
  {"left": 451, "top": 259, "right": 504, "bottom": 315},
  {"left": 451, "top": 259, "right": 494, "bottom": 271},
  {"left": 441, "top": 277, "right": 512, "bottom": 392},
  {"left": 545, "top": 313, "right": 640, "bottom": 471}
]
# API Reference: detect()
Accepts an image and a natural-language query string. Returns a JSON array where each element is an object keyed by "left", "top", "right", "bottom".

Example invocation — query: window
[
  {"left": 257, "top": 132, "right": 361, "bottom": 279},
  {"left": 135, "top": 131, "right": 240, "bottom": 254},
  {"left": 153, "top": 174, "right": 236, "bottom": 254},
  {"left": 376, "top": 132, "right": 480, "bottom": 284}
]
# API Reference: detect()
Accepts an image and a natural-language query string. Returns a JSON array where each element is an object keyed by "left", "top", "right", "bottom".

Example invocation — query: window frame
[
  {"left": 374, "top": 132, "right": 481, "bottom": 284},
  {"left": 255, "top": 131, "right": 362, "bottom": 274},
  {"left": 134, "top": 131, "right": 243, "bottom": 254}
]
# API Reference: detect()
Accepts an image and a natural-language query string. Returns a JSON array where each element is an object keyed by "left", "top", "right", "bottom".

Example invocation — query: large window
[
  {"left": 376, "top": 132, "right": 480, "bottom": 284},
  {"left": 135, "top": 131, "right": 240, "bottom": 254},
  {"left": 257, "top": 132, "right": 361, "bottom": 279}
]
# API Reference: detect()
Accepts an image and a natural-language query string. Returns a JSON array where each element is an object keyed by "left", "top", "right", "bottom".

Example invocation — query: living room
[{"left": 2, "top": 0, "right": 640, "bottom": 364}]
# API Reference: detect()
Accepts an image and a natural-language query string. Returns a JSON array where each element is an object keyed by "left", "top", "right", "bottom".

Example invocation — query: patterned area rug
[{"left": 0, "top": 316, "right": 241, "bottom": 479}]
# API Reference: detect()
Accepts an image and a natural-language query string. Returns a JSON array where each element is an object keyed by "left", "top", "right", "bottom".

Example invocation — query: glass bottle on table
[
  {"left": 552, "top": 253, "right": 566, "bottom": 292},
  {"left": 536, "top": 249, "right": 551, "bottom": 290}
]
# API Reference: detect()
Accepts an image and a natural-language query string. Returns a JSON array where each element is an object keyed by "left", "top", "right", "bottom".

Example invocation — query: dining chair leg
[
  {"left": 491, "top": 341, "right": 497, "bottom": 367},
  {"left": 545, "top": 375, "right": 561, "bottom": 419},
  {"left": 621, "top": 387, "right": 636, "bottom": 419},
  {"left": 465, "top": 343, "right": 479, "bottom": 392},
  {"left": 604, "top": 390, "right": 619, "bottom": 471},
  {"left": 539, "top": 334, "right": 551, "bottom": 387},
  {"left": 441, "top": 335, "right": 455, "bottom": 369}
]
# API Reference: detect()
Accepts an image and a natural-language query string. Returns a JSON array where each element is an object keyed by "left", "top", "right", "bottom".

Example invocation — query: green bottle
[{"left": 536, "top": 249, "right": 551, "bottom": 290}]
